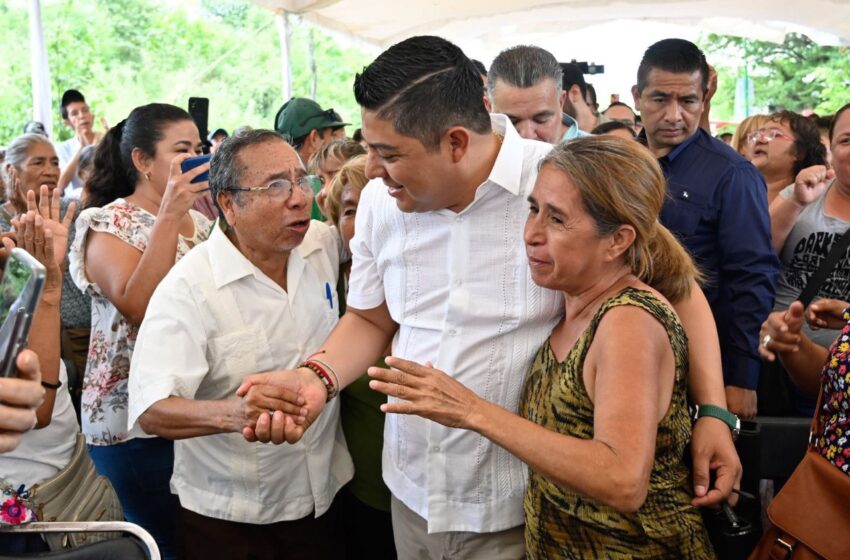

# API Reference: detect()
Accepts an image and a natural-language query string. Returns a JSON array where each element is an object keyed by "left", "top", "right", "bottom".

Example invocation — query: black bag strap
[{"left": 798, "top": 227, "right": 850, "bottom": 307}]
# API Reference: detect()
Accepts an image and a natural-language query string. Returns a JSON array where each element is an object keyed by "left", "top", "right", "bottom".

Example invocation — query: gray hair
[
  {"left": 487, "top": 45, "right": 563, "bottom": 100},
  {"left": 2, "top": 133, "right": 54, "bottom": 201},
  {"left": 209, "top": 128, "right": 288, "bottom": 223}
]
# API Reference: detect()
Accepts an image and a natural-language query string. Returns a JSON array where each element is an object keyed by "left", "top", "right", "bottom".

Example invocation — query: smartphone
[
  {"left": 188, "top": 97, "right": 210, "bottom": 145},
  {"left": 180, "top": 154, "right": 211, "bottom": 184},
  {"left": 0, "top": 248, "right": 46, "bottom": 378}
]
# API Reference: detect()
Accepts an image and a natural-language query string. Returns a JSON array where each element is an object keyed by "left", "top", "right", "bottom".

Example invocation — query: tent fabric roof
[{"left": 252, "top": 0, "right": 850, "bottom": 54}]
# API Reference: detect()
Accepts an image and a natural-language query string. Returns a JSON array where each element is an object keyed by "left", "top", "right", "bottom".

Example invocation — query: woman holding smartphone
[{"left": 69, "top": 103, "right": 212, "bottom": 559}]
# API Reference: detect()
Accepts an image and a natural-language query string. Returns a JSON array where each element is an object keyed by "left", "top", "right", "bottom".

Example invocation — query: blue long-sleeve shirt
[{"left": 657, "top": 128, "right": 780, "bottom": 390}]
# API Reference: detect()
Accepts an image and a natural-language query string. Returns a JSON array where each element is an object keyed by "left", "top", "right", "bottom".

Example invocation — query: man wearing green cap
[{"left": 274, "top": 97, "right": 349, "bottom": 168}]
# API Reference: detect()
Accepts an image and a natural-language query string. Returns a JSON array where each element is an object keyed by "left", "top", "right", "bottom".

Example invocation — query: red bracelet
[{"left": 300, "top": 360, "right": 338, "bottom": 401}]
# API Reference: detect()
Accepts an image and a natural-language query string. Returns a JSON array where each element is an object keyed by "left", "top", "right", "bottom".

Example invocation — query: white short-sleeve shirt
[
  {"left": 347, "top": 114, "right": 563, "bottom": 533},
  {"left": 127, "top": 221, "right": 353, "bottom": 524},
  {"left": 55, "top": 137, "right": 83, "bottom": 199}
]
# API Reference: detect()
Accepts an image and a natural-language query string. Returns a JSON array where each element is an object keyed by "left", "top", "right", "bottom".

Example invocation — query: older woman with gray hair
[{"left": 1, "top": 133, "right": 91, "bottom": 381}]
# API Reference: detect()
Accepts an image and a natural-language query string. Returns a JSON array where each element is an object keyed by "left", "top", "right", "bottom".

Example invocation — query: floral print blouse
[
  {"left": 69, "top": 199, "right": 211, "bottom": 445},
  {"left": 816, "top": 307, "right": 850, "bottom": 474}
]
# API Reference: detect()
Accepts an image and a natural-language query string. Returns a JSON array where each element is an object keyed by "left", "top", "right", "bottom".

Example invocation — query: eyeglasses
[
  {"left": 747, "top": 128, "right": 795, "bottom": 144},
  {"left": 298, "top": 108, "right": 342, "bottom": 128},
  {"left": 227, "top": 175, "right": 321, "bottom": 201}
]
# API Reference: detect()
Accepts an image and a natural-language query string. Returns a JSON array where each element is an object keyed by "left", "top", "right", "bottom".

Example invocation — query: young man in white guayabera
[
  {"left": 239, "top": 36, "right": 741, "bottom": 559},
  {"left": 127, "top": 130, "right": 352, "bottom": 559}
]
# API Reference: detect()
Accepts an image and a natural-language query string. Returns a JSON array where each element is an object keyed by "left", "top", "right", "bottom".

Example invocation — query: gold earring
[{"left": 144, "top": 172, "right": 151, "bottom": 181}]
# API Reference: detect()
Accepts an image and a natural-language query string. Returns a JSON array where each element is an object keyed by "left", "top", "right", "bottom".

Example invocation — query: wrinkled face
[
  {"left": 831, "top": 110, "right": 850, "bottom": 192},
  {"left": 750, "top": 120, "right": 797, "bottom": 179},
  {"left": 635, "top": 69, "right": 704, "bottom": 156},
  {"left": 490, "top": 78, "right": 564, "bottom": 144},
  {"left": 12, "top": 142, "right": 59, "bottom": 203},
  {"left": 361, "top": 109, "right": 458, "bottom": 213},
  {"left": 65, "top": 101, "right": 93, "bottom": 134},
  {"left": 141, "top": 120, "right": 203, "bottom": 193},
  {"left": 338, "top": 183, "right": 361, "bottom": 253},
  {"left": 221, "top": 139, "right": 313, "bottom": 256},
  {"left": 603, "top": 105, "right": 637, "bottom": 132},
  {"left": 316, "top": 155, "right": 344, "bottom": 215},
  {"left": 524, "top": 165, "right": 610, "bottom": 293}
]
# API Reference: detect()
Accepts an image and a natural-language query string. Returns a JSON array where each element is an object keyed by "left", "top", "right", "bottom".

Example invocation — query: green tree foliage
[
  {"left": 699, "top": 33, "right": 850, "bottom": 120},
  {"left": 1, "top": 0, "right": 375, "bottom": 144}
]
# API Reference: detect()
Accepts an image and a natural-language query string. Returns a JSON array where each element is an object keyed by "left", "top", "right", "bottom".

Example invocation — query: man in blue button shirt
[{"left": 633, "top": 38, "right": 780, "bottom": 419}]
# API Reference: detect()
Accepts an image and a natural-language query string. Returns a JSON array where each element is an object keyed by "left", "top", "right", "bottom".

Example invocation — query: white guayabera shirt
[
  {"left": 347, "top": 114, "right": 563, "bottom": 534},
  {"left": 127, "top": 222, "right": 353, "bottom": 524}
]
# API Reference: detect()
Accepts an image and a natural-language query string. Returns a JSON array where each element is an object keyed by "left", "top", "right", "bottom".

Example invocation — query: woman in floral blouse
[
  {"left": 69, "top": 103, "right": 212, "bottom": 559},
  {"left": 761, "top": 298, "right": 850, "bottom": 474}
]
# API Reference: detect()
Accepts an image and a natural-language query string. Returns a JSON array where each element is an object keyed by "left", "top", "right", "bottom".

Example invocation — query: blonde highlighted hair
[
  {"left": 307, "top": 138, "right": 366, "bottom": 175},
  {"left": 730, "top": 114, "right": 769, "bottom": 155},
  {"left": 324, "top": 154, "right": 368, "bottom": 226},
  {"left": 541, "top": 136, "right": 700, "bottom": 303}
]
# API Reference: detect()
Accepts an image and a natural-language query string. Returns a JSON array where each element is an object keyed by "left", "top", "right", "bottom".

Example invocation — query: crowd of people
[{"left": 0, "top": 32, "right": 847, "bottom": 560}]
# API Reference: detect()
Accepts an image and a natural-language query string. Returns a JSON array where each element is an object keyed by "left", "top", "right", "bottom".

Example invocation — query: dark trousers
[
  {"left": 177, "top": 498, "right": 344, "bottom": 560},
  {"left": 338, "top": 487, "right": 397, "bottom": 560},
  {"left": 88, "top": 437, "right": 178, "bottom": 560}
]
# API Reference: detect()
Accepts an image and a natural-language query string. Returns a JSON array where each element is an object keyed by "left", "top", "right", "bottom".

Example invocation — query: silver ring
[{"left": 762, "top": 334, "right": 772, "bottom": 347}]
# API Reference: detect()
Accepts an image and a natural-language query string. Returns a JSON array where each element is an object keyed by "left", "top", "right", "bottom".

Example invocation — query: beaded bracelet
[{"left": 299, "top": 360, "right": 338, "bottom": 402}]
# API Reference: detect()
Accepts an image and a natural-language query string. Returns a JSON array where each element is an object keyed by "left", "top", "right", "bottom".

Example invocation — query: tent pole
[
  {"left": 28, "top": 0, "right": 53, "bottom": 137},
  {"left": 275, "top": 10, "right": 292, "bottom": 102}
]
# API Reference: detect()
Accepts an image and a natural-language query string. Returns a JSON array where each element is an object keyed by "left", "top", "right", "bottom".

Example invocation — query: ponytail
[
  {"left": 86, "top": 120, "right": 133, "bottom": 209},
  {"left": 639, "top": 222, "right": 701, "bottom": 304},
  {"left": 84, "top": 103, "right": 193, "bottom": 209}
]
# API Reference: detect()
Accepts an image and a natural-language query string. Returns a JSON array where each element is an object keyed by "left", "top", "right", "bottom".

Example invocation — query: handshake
[{"left": 234, "top": 366, "right": 330, "bottom": 445}]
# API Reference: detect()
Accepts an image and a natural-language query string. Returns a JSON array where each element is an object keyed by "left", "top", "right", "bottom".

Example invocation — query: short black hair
[
  {"left": 636, "top": 39, "right": 709, "bottom": 95},
  {"left": 353, "top": 35, "right": 491, "bottom": 151},
  {"left": 772, "top": 110, "right": 827, "bottom": 175},
  {"left": 352, "top": 128, "right": 363, "bottom": 142},
  {"left": 60, "top": 89, "right": 86, "bottom": 120},
  {"left": 603, "top": 101, "right": 637, "bottom": 117},
  {"left": 470, "top": 59, "right": 487, "bottom": 77},
  {"left": 591, "top": 121, "right": 636, "bottom": 137},
  {"left": 829, "top": 103, "right": 850, "bottom": 141},
  {"left": 560, "top": 63, "right": 587, "bottom": 99}
]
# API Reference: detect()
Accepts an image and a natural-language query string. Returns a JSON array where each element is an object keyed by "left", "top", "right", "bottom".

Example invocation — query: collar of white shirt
[
  {"left": 207, "top": 221, "right": 326, "bottom": 292},
  {"left": 486, "top": 113, "right": 526, "bottom": 198}
]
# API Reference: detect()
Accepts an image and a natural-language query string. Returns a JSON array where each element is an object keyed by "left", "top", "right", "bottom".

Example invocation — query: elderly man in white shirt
[
  {"left": 239, "top": 36, "right": 742, "bottom": 560},
  {"left": 126, "top": 129, "right": 352, "bottom": 559}
]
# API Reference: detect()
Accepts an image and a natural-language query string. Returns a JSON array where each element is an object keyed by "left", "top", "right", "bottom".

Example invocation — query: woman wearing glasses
[
  {"left": 761, "top": 103, "right": 850, "bottom": 417},
  {"left": 69, "top": 103, "right": 212, "bottom": 559},
  {"left": 748, "top": 111, "right": 826, "bottom": 205}
]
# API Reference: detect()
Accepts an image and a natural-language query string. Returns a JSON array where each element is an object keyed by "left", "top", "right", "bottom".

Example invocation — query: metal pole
[
  {"left": 275, "top": 11, "right": 292, "bottom": 102},
  {"left": 28, "top": 0, "right": 53, "bottom": 137}
]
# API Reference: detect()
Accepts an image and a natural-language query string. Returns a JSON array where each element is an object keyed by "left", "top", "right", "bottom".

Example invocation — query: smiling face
[
  {"left": 831, "top": 110, "right": 850, "bottom": 193},
  {"left": 136, "top": 119, "right": 203, "bottom": 194},
  {"left": 634, "top": 69, "right": 704, "bottom": 157},
  {"left": 361, "top": 109, "right": 461, "bottom": 213},
  {"left": 220, "top": 139, "right": 313, "bottom": 257},
  {"left": 524, "top": 165, "right": 611, "bottom": 293},
  {"left": 489, "top": 78, "right": 565, "bottom": 144}
]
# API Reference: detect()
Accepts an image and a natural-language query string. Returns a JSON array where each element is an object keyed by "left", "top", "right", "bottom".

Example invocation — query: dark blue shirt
[{"left": 657, "top": 128, "right": 779, "bottom": 390}]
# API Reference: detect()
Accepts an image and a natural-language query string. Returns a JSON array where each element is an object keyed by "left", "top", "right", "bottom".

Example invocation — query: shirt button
[
  {"left": 681, "top": 190, "right": 690, "bottom": 199},
  {"left": 453, "top": 279, "right": 462, "bottom": 287},
  {"left": 432, "top": 446, "right": 440, "bottom": 452},
  {"left": 456, "top": 216, "right": 463, "bottom": 222},
  {"left": 448, "top": 329, "right": 457, "bottom": 336}
]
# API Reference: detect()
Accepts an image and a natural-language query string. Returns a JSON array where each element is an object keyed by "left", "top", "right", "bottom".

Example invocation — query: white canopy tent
[
  {"left": 27, "top": 0, "right": 850, "bottom": 131},
  {"left": 250, "top": 0, "right": 850, "bottom": 109}
]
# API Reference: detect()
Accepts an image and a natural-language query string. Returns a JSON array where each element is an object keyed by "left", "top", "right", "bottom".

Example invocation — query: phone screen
[
  {"left": 0, "top": 249, "right": 46, "bottom": 377},
  {"left": 0, "top": 255, "right": 35, "bottom": 325}
]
